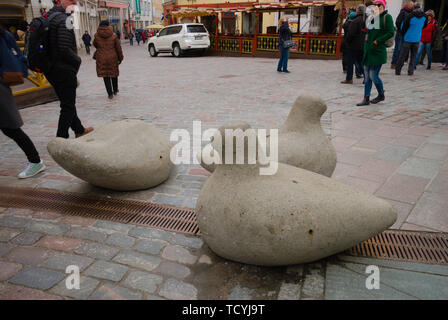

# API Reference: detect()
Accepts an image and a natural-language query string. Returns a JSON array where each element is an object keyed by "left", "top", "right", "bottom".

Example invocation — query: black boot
[
  {"left": 356, "top": 96, "right": 370, "bottom": 106},
  {"left": 370, "top": 93, "right": 385, "bottom": 104}
]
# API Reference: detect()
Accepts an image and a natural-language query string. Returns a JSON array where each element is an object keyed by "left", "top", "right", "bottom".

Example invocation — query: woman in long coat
[
  {"left": 0, "top": 26, "right": 45, "bottom": 178},
  {"left": 93, "top": 21, "right": 124, "bottom": 99}
]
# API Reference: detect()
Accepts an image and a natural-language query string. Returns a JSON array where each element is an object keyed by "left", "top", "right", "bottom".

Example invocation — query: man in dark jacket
[
  {"left": 341, "top": 5, "right": 365, "bottom": 84},
  {"left": 82, "top": 30, "right": 91, "bottom": 54},
  {"left": 391, "top": 1, "right": 414, "bottom": 68},
  {"left": 44, "top": 0, "right": 93, "bottom": 139},
  {"left": 277, "top": 19, "right": 292, "bottom": 73},
  {"left": 395, "top": 3, "right": 427, "bottom": 76}
]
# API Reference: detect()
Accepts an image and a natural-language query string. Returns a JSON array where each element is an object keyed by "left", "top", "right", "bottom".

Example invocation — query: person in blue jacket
[{"left": 395, "top": 2, "right": 427, "bottom": 76}]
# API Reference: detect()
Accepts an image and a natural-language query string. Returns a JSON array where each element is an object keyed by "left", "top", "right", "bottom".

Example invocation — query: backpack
[
  {"left": 0, "top": 32, "right": 28, "bottom": 86},
  {"left": 24, "top": 12, "right": 61, "bottom": 73},
  {"left": 383, "top": 14, "right": 395, "bottom": 48}
]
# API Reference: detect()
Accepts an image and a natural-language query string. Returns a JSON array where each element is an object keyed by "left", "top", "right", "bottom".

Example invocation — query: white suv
[{"left": 148, "top": 23, "right": 210, "bottom": 57}]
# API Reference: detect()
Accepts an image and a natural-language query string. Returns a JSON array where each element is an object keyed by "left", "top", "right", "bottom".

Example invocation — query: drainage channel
[{"left": 0, "top": 186, "right": 447, "bottom": 265}]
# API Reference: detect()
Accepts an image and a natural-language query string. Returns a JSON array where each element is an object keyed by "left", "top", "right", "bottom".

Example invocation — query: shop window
[
  {"left": 201, "top": 15, "right": 216, "bottom": 34},
  {"left": 222, "top": 12, "right": 236, "bottom": 35}
]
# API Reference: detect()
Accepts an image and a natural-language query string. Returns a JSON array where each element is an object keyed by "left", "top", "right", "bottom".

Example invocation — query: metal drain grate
[
  {"left": 1, "top": 187, "right": 447, "bottom": 265},
  {"left": 0, "top": 186, "right": 199, "bottom": 235},
  {"left": 346, "top": 230, "right": 448, "bottom": 265}
]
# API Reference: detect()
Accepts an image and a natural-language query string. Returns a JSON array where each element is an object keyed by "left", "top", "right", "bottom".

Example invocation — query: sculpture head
[{"left": 283, "top": 94, "right": 327, "bottom": 131}]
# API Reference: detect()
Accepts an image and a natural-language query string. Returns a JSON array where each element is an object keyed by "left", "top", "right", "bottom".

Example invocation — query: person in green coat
[{"left": 357, "top": 0, "right": 395, "bottom": 106}]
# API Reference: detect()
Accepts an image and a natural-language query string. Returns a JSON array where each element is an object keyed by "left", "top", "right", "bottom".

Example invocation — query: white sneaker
[{"left": 18, "top": 160, "right": 46, "bottom": 179}]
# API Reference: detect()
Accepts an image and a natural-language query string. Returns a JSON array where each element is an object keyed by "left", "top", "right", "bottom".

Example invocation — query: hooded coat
[
  {"left": 402, "top": 9, "right": 427, "bottom": 43},
  {"left": 362, "top": 11, "right": 395, "bottom": 66},
  {"left": 93, "top": 26, "right": 124, "bottom": 78}
]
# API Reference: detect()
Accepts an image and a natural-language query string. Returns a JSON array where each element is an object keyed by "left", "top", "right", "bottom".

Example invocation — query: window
[
  {"left": 167, "top": 26, "right": 182, "bottom": 35},
  {"left": 158, "top": 28, "right": 169, "bottom": 36},
  {"left": 187, "top": 25, "right": 207, "bottom": 33}
]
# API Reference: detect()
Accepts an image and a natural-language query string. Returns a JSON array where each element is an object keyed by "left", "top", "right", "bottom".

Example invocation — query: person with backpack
[
  {"left": 395, "top": 2, "right": 427, "bottom": 76},
  {"left": 357, "top": 0, "right": 394, "bottom": 106},
  {"left": 0, "top": 26, "right": 46, "bottom": 178},
  {"left": 136, "top": 31, "right": 141, "bottom": 46},
  {"left": 341, "top": 5, "right": 366, "bottom": 84},
  {"left": 93, "top": 20, "right": 124, "bottom": 99},
  {"left": 414, "top": 10, "right": 437, "bottom": 70},
  {"left": 128, "top": 31, "right": 134, "bottom": 46},
  {"left": 82, "top": 30, "right": 91, "bottom": 55},
  {"left": 277, "top": 18, "right": 292, "bottom": 73},
  {"left": 43, "top": 0, "right": 93, "bottom": 139},
  {"left": 391, "top": 1, "right": 414, "bottom": 69}
]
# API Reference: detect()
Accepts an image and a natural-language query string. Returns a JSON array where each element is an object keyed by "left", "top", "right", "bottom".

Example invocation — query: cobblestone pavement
[{"left": 1, "top": 44, "right": 448, "bottom": 299}]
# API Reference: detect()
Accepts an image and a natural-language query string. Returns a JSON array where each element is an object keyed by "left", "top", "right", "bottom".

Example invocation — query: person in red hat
[{"left": 415, "top": 10, "right": 437, "bottom": 70}]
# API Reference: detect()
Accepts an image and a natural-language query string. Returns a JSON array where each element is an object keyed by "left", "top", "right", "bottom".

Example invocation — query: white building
[{"left": 129, "top": 0, "right": 153, "bottom": 29}]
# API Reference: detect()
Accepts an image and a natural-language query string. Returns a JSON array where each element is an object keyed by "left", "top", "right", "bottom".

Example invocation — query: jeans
[
  {"left": 85, "top": 45, "right": 90, "bottom": 55},
  {"left": 391, "top": 33, "right": 403, "bottom": 65},
  {"left": 415, "top": 42, "right": 432, "bottom": 68},
  {"left": 396, "top": 41, "right": 419, "bottom": 75},
  {"left": 130, "top": 38, "right": 133, "bottom": 46},
  {"left": 346, "top": 49, "right": 364, "bottom": 81},
  {"left": 45, "top": 69, "right": 85, "bottom": 139},
  {"left": 364, "top": 65, "right": 384, "bottom": 97},
  {"left": 277, "top": 46, "right": 289, "bottom": 72},
  {"left": 103, "top": 77, "right": 118, "bottom": 96},
  {"left": 1, "top": 128, "right": 40, "bottom": 163}
]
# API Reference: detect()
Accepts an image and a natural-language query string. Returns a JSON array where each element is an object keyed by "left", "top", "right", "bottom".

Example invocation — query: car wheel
[
  {"left": 172, "top": 43, "right": 181, "bottom": 57},
  {"left": 149, "top": 45, "right": 158, "bottom": 57}
]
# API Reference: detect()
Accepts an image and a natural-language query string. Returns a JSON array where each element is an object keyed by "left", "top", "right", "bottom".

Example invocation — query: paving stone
[
  {"left": 415, "top": 143, "right": 448, "bottom": 160},
  {"left": 50, "top": 276, "right": 100, "bottom": 299},
  {"left": 154, "top": 261, "right": 191, "bottom": 279},
  {"left": 152, "top": 194, "right": 186, "bottom": 207},
  {"left": 9, "top": 267, "right": 65, "bottom": 290},
  {"left": 5, "top": 247, "right": 52, "bottom": 266},
  {"left": 228, "top": 283, "right": 254, "bottom": 300},
  {"left": 0, "top": 261, "right": 22, "bottom": 281},
  {"left": 84, "top": 260, "right": 129, "bottom": 282},
  {"left": 375, "top": 146, "right": 416, "bottom": 163},
  {"left": 27, "top": 221, "right": 70, "bottom": 235},
  {"left": 32, "top": 211, "right": 62, "bottom": 221},
  {"left": 0, "top": 283, "right": 63, "bottom": 300},
  {"left": 171, "top": 233, "right": 203, "bottom": 249},
  {"left": 397, "top": 157, "right": 442, "bottom": 179},
  {"left": 106, "top": 233, "right": 136, "bottom": 249},
  {"left": 129, "top": 226, "right": 173, "bottom": 242},
  {"left": 135, "top": 239, "right": 167, "bottom": 255},
  {"left": 112, "top": 250, "right": 161, "bottom": 272},
  {"left": 0, "top": 215, "right": 30, "bottom": 228},
  {"left": 400, "top": 222, "right": 439, "bottom": 232},
  {"left": 302, "top": 269, "right": 325, "bottom": 298},
  {"left": 74, "top": 242, "right": 120, "bottom": 260},
  {"left": 375, "top": 174, "right": 430, "bottom": 204},
  {"left": 427, "top": 133, "right": 448, "bottom": 145},
  {"left": 59, "top": 216, "right": 96, "bottom": 227},
  {"left": 92, "top": 221, "right": 133, "bottom": 234},
  {"left": 65, "top": 227, "right": 108, "bottom": 242},
  {"left": 0, "top": 228, "right": 21, "bottom": 242},
  {"left": 36, "top": 235, "right": 81, "bottom": 252},
  {"left": 10, "top": 231, "right": 43, "bottom": 245},
  {"left": 428, "top": 172, "right": 448, "bottom": 194},
  {"left": 89, "top": 283, "right": 142, "bottom": 300},
  {"left": 0, "top": 243, "right": 13, "bottom": 257},
  {"left": 277, "top": 283, "right": 301, "bottom": 300},
  {"left": 162, "top": 245, "right": 198, "bottom": 265},
  {"left": 124, "top": 271, "right": 163, "bottom": 293},
  {"left": 43, "top": 252, "right": 93, "bottom": 272},
  {"left": 406, "top": 192, "right": 448, "bottom": 232},
  {"left": 159, "top": 278, "right": 198, "bottom": 300}
]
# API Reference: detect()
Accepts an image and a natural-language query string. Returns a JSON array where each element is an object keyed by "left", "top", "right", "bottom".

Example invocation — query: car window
[
  {"left": 187, "top": 25, "right": 207, "bottom": 33},
  {"left": 169, "top": 26, "right": 183, "bottom": 34},
  {"left": 158, "top": 28, "right": 169, "bottom": 36}
]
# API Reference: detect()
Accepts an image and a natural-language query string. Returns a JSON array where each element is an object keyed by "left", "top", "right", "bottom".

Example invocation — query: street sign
[{"left": 135, "top": 0, "right": 141, "bottom": 14}]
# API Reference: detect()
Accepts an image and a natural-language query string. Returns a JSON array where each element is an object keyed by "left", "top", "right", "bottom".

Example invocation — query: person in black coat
[
  {"left": 44, "top": 0, "right": 93, "bottom": 139},
  {"left": 391, "top": 1, "right": 414, "bottom": 68},
  {"left": 82, "top": 30, "right": 91, "bottom": 55},
  {"left": 277, "top": 18, "right": 292, "bottom": 73},
  {"left": 341, "top": 5, "right": 366, "bottom": 84},
  {"left": 0, "top": 26, "right": 45, "bottom": 178}
]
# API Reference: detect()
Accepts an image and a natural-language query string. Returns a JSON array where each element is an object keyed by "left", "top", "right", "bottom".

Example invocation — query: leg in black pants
[
  {"left": 112, "top": 77, "right": 118, "bottom": 94},
  {"left": 104, "top": 77, "right": 113, "bottom": 97},
  {"left": 1, "top": 128, "right": 40, "bottom": 163},
  {"left": 396, "top": 42, "right": 411, "bottom": 75},
  {"left": 46, "top": 70, "right": 85, "bottom": 138},
  {"left": 346, "top": 49, "right": 355, "bottom": 81},
  {"left": 407, "top": 42, "right": 419, "bottom": 75}
]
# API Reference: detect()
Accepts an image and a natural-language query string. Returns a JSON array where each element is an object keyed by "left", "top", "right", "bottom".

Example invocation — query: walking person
[
  {"left": 357, "top": 0, "right": 394, "bottom": 106},
  {"left": 341, "top": 11, "right": 354, "bottom": 73},
  {"left": 277, "top": 18, "right": 292, "bottom": 73},
  {"left": 395, "top": 2, "right": 427, "bottom": 76},
  {"left": 341, "top": 5, "right": 366, "bottom": 84},
  {"left": 415, "top": 10, "right": 437, "bottom": 70},
  {"left": 0, "top": 26, "right": 45, "bottom": 178},
  {"left": 128, "top": 31, "right": 134, "bottom": 46},
  {"left": 93, "top": 20, "right": 124, "bottom": 99},
  {"left": 391, "top": 1, "right": 414, "bottom": 68},
  {"left": 136, "top": 31, "right": 141, "bottom": 46},
  {"left": 141, "top": 31, "right": 147, "bottom": 44},
  {"left": 44, "top": 0, "right": 93, "bottom": 139},
  {"left": 82, "top": 30, "right": 91, "bottom": 55}
]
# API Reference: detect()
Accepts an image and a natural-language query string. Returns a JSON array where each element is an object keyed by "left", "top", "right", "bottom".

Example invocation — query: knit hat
[
  {"left": 349, "top": 11, "right": 356, "bottom": 19},
  {"left": 426, "top": 10, "right": 435, "bottom": 17},
  {"left": 373, "top": 0, "right": 386, "bottom": 7}
]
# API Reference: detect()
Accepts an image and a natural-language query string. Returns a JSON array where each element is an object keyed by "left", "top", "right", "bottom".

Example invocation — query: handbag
[
  {"left": 0, "top": 35, "right": 27, "bottom": 86},
  {"left": 283, "top": 40, "right": 295, "bottom": 49}
]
